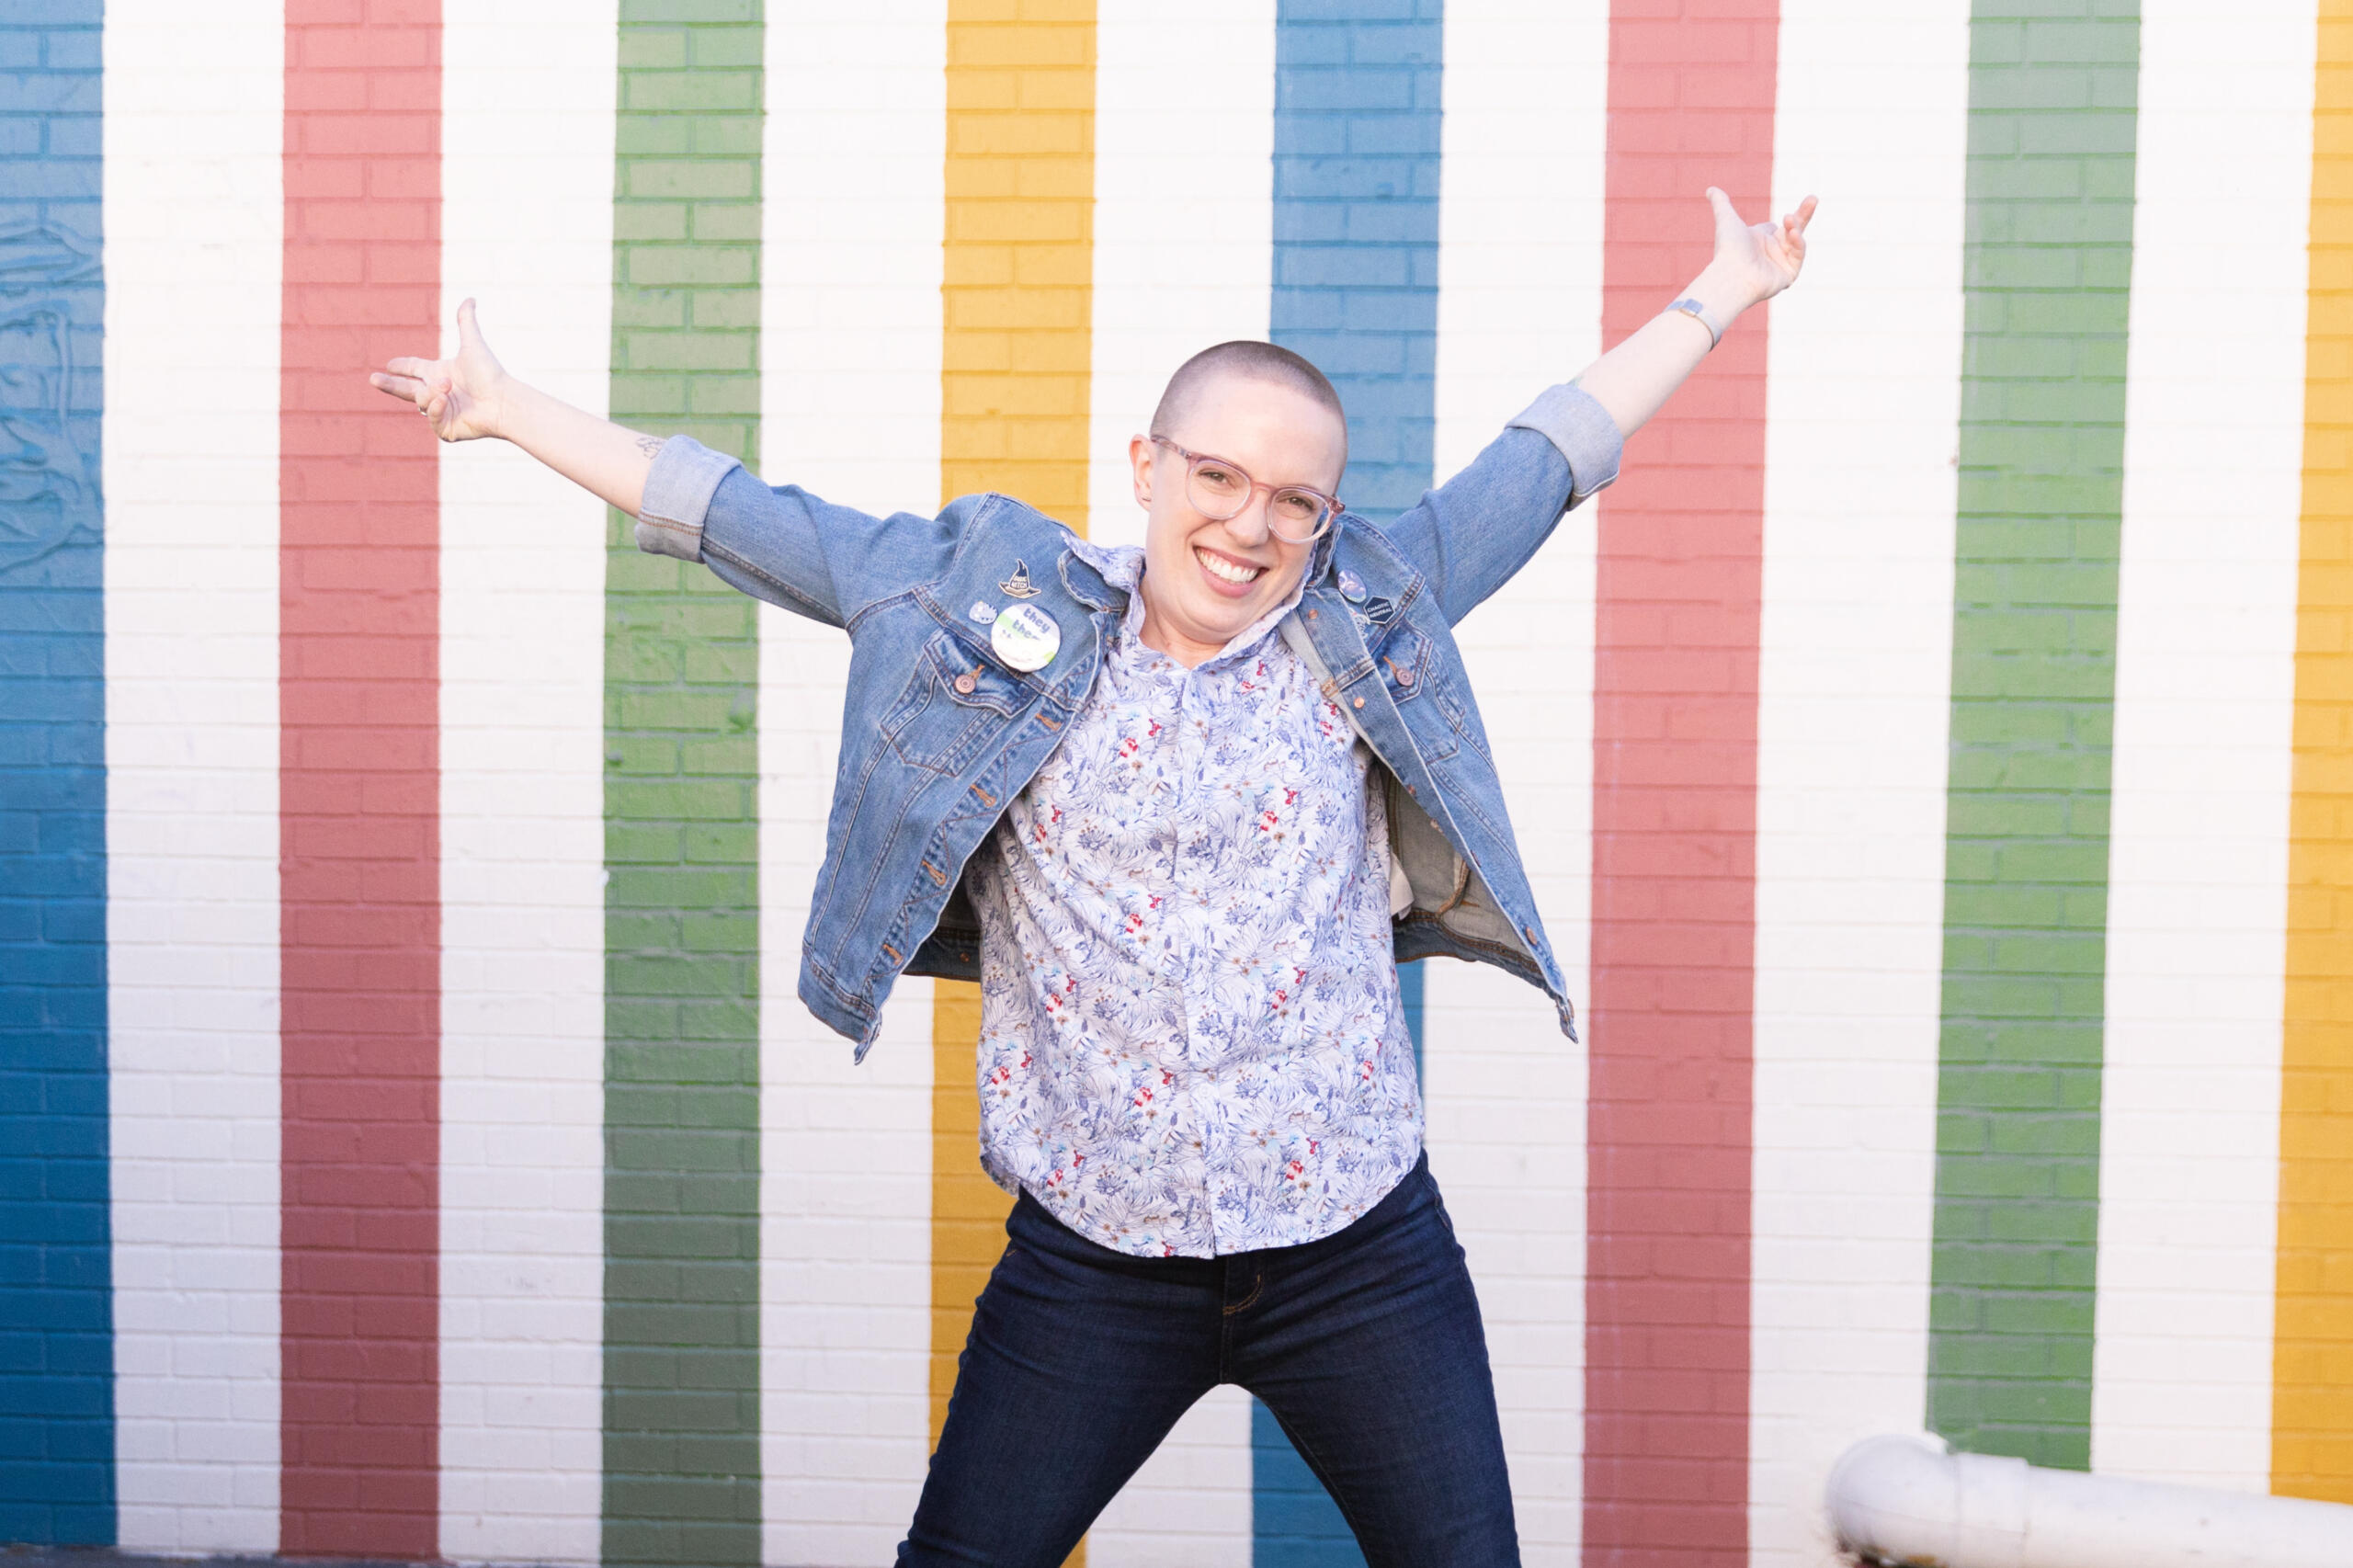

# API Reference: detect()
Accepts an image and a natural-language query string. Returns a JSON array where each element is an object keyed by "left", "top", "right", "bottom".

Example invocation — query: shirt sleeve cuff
[
  {"left": 1506, "top": 382, "right": 1623, "bottom": 505},
  {"left": 633, "top": 435, "right": 743, "bottom": 562}
]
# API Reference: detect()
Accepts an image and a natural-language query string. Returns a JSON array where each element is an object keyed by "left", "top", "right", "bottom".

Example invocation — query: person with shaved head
[{"left": 375, "top": 187, "right": 1816, "bottom": 1566}]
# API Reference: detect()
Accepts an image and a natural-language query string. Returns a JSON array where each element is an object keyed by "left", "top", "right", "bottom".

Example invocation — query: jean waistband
[{"left": 1009, "top": 1148, "right": 1435, "bottom": 1270}]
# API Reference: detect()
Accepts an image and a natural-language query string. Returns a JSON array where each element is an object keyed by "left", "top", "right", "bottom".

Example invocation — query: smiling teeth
[{"left": 1198, "top": 549, "right": 1263, "bottom": 585}]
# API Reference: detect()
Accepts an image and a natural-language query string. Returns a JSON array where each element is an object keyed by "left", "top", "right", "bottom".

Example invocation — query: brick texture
[
  {"left": 938, "top": 0, "right": 1097, "bottom": 526},
  {"left": 1585, "top": 3, "right": 1777, "bottom": 1563},
  {"left": 276, "top": 0, "right": 442, "bottom": 1555},
  {"left": 1926, "top": 0, "right": 2140, "bottom": 1474},
  {"left": 601, "top": 4, "right": 765, "bottom": 1565},
  {"left": 2278, "top": 0, "right": 2353, "bottom": 1508},
  {"left": 0, "top": 0, "right": 111, "bottom": 1546}
]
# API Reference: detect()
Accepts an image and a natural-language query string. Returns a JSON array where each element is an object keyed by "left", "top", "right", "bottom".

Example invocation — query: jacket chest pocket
[
  {"left": 883, "top": 631, "right": 1030, "bottom": 775},
  {"left": 1375, "top": 625, "right": 1457, "bottom": 763}
]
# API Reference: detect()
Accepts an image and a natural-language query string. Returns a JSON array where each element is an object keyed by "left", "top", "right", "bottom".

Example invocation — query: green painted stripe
[
  {"left": 1927, "top": 1, "right": 2141, "bottom": 1471},
  {"left": 602, "top": 3, "right": 764, "bottom": 1563}
]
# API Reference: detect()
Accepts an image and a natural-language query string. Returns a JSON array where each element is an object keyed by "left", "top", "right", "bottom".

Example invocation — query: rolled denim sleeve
[
  {"left": 633, "top": 434, "right": 742, "bottom": 562},
  {"left": 634, "top": 434, "right": 963, "bottom": 629},
  {"left": 1506, "top": 381, "right": 1623, "bottom": 505}
]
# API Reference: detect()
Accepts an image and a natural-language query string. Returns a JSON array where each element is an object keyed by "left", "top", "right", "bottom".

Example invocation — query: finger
[
  {"left": 370, "top": 370, "right": 426, "bottom": 403},
  {"left": 1705, "top": 185, "right": 1742, "bottom": 235},
  {"left": 457, "top": 296, "right": 482, "bottom": 353},
  {"left": 1790, "top": 194, "right": 1818, "bottom": 235},
  {"left": 384, "top": 355, "right": 438, "bottom": 381}
]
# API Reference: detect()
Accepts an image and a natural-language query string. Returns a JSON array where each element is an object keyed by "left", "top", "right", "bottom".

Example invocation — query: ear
[{"left": 1130, "top": 434, "right": 1155, "bottom": 509}]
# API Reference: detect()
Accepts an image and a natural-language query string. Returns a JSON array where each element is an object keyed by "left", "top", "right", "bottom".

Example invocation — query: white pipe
[{"left": 1824, "top": 1433, "right": 2353, "bottom": 1568}]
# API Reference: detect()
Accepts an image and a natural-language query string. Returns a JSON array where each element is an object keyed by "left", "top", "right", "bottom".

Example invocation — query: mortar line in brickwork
[
  {"left": 930, "top": 7, "right": 1096, "bottom": 1564},
  {"left": 1581, "top": 5, "right": 1778, "bottom": 1563},
  {"left": 1248, "top": 4, "right": 1443, "bottom": 1560},
  {"left": 277, "top": 1, "right": 443, "bottom": 1555},
  {"left": 1925, "top": 0, "right": 2141, "bottom": 1477},
  {"left": 0, "top": 0, "right": 112, "bottom": 1548},
  {"left": 600, "top": 4, "right": 765, "bottom": 1564},
  {"left": 2277, "top": 0, "right": 2353, "bottom": 1508}
]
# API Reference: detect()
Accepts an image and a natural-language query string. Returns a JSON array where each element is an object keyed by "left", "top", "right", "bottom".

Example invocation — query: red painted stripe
[
  {"left": 279, "top": 0, "right": 442, "bottom": 1555},
  {"left": 1586, "top": 5, "right": 1778, "bottom": 1563}
]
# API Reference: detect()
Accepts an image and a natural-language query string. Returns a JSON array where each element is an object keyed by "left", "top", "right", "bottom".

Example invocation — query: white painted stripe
[
  {"left": 1424, "top": 2, "right": 1609, "bottom": 1559},
  {"left": 1077, "top": 4, "right": 1273, "bottom": 1557},
  {"left": 102, "top": 4, "right": 284, "bottom": 1551},
  {"left": 1090, "top": 1388, "right": 1254, "bottom": 1568},
  {"left": 1081, "top": 0, "right": 1274, "bottom": 555},
  {"left": 759, "top": 6, "right": 945, "bottom": 1561},
  {"left": 2092, "top": 0, "right": 2311, "bottom": 1494},
  {"left": 436, "top": 4, "right": 618, "bottom": 1560},
  {"left": 1749, "top": 5, "right": 1970, "bottom": 1562}
]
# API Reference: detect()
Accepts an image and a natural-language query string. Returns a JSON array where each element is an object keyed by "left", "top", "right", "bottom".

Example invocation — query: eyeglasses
[{"left": 1150, "top": 436, "right": 1341, "bottom": 545}]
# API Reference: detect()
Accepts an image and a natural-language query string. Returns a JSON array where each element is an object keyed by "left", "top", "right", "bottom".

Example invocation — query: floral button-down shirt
[{"left": 965, "top": 540, "right": 1421, "bottom": 1258}]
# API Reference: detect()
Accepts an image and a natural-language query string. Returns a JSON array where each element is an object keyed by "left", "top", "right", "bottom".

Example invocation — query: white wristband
[{"left": 1666, "top": 296, "right": 1726, "bottom": 349}]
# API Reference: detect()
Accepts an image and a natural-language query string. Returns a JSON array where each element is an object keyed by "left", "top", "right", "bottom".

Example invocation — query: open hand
[
  {"left": 1706, "top": 187, "right": 1817, "bottom": 311},
  {"left": 369, "top": 296, "right": 508, "bottom": 441}
]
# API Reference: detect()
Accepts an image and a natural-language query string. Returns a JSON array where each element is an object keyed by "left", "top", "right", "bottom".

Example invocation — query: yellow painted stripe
[
  {"left": 929, "top": 980, "right": 998, "bottom": 1446},
  {"left": 938, "top": 0, "right": 1099, "bottom": 529},
  {"left": 929, "top": 6, "right": 1096, "bottom": 1561},
  {"left": 2278, "top": 0, "right": 2353, "bottom": 1507}
]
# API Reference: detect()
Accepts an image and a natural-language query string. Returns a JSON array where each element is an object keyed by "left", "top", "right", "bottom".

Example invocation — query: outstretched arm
[
  {"left": 1574, "top": 187, "right": 1818, "bottom": 439},
  {"left": 1389, "top": 188, "right": 1820, "bottom": 623},
  {"left": 369, "top": 297, "right": 662, "bottom": 517},
  {"left": 370, "top": 297, "right": 965, "bottom": 630}
]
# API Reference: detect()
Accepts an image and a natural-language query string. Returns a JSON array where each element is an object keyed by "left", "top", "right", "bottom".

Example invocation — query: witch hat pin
[{"left": 998, "top": 561, "right": 1040, "bottom": 599}]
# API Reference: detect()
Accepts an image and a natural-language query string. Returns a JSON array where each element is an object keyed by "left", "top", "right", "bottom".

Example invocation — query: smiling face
[{"left": 1131, "top": 372, "right": 1348, "bottom": 666}]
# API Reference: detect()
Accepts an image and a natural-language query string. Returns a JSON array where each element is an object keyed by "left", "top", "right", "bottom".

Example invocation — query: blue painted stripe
[
  {"left": 1256, "top": 1, "right": 1441, "bottom": 1559},
  {"left": 0, "top": 0, "right": 112, "bottom": 1548}
]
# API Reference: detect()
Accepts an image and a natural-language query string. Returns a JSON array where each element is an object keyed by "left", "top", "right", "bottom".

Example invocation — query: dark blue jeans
[{"left": 897, "top": 1153, "right": 1520, "bottom": 1566}]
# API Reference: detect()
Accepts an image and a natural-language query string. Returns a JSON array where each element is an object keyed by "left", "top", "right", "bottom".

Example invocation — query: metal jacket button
[
  {"left": 1395, "top": 667, "right": 1415, "bottom": 687},
  {"left": 954, "top": 672, "right": 977, "bottom": 695}
]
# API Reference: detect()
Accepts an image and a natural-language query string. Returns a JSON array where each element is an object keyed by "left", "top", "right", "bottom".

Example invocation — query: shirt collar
[{"left": 1064, "top": 523, "right": 1343, "bottom": 670}]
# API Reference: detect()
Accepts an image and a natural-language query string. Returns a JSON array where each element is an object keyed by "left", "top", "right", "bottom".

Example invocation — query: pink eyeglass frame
[{"left": 1148, "top": 435, "right": 1342, "bottom": 543}]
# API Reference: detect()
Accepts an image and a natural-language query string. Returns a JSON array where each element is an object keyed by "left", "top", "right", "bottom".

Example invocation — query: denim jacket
[{"left": 634, "top": 383, "right": 1624, "bottom": 1059}]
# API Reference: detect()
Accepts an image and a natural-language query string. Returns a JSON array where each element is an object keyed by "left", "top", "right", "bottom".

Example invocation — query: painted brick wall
[
  {"left": 2279, "top": 0, "right": 2353, "bottom": 1508},
  {"left": 601, "top": 3, "right": 766, "bottom": 1564},
  {"left": 102, "top": 0, "right": 288, "bottom": 1551},
  {"left": 1927, "top": 0, "right": 2141, "bottom": 1473},
  {"left": 17, "top": 3, "right": 2353, "bottom": 1562},
  {"left": 276, "top": 1, "right": 447, "bottom": 1551},
  {"left": 0, "top": 0, "right": 110, "bottom": 1547}
]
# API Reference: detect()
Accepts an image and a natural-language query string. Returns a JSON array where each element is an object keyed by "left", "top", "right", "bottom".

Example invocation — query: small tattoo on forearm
[{"left": 636, "top": 435, "right": 665, "bottom": 458}]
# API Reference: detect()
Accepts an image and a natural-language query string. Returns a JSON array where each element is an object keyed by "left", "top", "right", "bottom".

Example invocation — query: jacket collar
[{"left": 1056, "top": 531, "right": 1125, "bottom": 613}]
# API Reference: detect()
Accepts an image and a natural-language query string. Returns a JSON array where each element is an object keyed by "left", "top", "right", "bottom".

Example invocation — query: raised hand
[
  {"left": 369, "top": 296, "right": 509, "bottom": 442},
  {"left": 1705, "top": 187, "right": 1818, "bottom": 312},
  {"left": 1563, "top": 187, "right": 1819, "bottom": 441}
]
